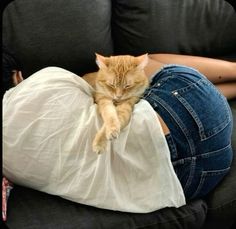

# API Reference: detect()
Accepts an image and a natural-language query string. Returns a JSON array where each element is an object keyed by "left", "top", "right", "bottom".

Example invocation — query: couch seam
[
  {"left": 207, "top": 199, "right": 236, "bottom": 211},
  {"left": 134, "top": 207, "right": 207, "bottom": 229}
]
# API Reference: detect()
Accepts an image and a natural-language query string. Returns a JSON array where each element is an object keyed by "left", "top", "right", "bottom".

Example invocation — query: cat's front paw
[
  {"left": 93, "top": 141, "right": 107, "bottom": 155},
  {"left": 92, "top": 134, "right": 107, "bottom": 155},
  {"left": 106, "top": 122, "right": 120, "bottom": 140},
  {"left": 93, "top": 143, "right": 106, "bottom": 155}
]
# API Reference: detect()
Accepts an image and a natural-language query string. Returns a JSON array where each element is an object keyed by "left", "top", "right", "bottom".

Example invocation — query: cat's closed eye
[
  {"left": 106, "top": 82, "right": 115, "bottom": 88},
  {"left": 124, "top": 84, "right": 132, "bottom": 89}
]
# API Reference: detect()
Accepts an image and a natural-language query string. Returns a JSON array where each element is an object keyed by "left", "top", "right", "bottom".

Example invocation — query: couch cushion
[
  {"left": 2, "top": 0, "right": 113, "bottom": 77},
  {"left": 5, "top": 185, "right": 207, "bottom": 229},
  {"left": 112, "top": 0, "right": 236, "bottom": 57}
]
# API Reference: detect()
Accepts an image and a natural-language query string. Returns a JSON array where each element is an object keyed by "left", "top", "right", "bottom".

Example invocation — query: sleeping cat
[{"left": 83, "top": 54, "right": 149, "bottom": 154}]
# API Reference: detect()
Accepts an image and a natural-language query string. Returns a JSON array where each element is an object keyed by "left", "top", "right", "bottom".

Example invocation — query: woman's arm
[
  {"left": 215, "top": 82, "right": 236, "bottom": 100},
  {"left": 148, "top": 53, "right": 236, "bottom": 84}
]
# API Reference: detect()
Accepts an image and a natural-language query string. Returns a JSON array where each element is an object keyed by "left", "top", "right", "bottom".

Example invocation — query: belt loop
[{"left": 165, "top": 134, "right": 178, "bottom": 161}]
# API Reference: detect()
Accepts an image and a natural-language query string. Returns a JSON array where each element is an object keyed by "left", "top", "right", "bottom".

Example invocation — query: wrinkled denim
[{"left": 143, "top": 65, "right": 233, "bottom": 199}]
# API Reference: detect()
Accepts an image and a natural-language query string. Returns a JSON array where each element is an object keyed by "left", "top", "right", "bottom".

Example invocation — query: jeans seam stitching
[
  {"left": 152, "top": 95, "right": 196, "bottom": 156},
  {"left": 175, "top": 94, "right": 205, "bottom": 139},
  {"left": 184, "top": 157, "right": 196, "bottom": 193},
  {"left": 200, "top": 143, "right": 232, "bottom": 158}
]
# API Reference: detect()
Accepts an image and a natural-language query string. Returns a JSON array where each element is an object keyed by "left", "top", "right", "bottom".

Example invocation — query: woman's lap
[{"left": 143, "top": 64, "right": 233, "bottom": 199}]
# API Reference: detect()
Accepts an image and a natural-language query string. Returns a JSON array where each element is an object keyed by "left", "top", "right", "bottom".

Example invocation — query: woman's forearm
[
  {"left": 215, "top": 82, "right": 236, "bottom": 100},
  {"left": 149, "top": 54, "right": 236, "bottom": 84}
]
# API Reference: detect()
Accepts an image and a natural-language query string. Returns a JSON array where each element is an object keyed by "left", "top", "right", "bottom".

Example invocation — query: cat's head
[{"left": 95, "top": 54, "right": 149, "bottom": 102}]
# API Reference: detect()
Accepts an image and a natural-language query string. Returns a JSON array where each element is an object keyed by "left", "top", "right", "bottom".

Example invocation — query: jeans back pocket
[
  {"left": 190, "top": 167, "right": 230, "bottom": 199},
  {"left": 173, "top": 79, "right": 231, "bottom": 141}
]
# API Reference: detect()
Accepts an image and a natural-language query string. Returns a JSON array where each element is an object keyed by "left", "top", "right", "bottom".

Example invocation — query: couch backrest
[
  {"left": 112, "top": 0, "right": 236, "bottom": 57},
  {"left": 3, "top": 0, "right": 236, "bottom": 77},
  {"left": 3, "top": 0, "right": 113, "bottom": 77}
]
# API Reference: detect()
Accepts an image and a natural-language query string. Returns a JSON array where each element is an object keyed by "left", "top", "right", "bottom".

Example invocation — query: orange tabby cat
[{"left": 83, "top": 54, "right": 149, "bottom": 154}]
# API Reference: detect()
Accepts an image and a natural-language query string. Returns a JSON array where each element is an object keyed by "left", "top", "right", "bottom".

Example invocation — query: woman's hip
[
  {"left": 143, "top": 64, "right": 233, "bottom": 157},
  {"left": 143, "top": 65, "right": 233, "bottom": 198}
]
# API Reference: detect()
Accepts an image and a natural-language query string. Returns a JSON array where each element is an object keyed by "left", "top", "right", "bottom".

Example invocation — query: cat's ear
[
  {"left": 136, "top": 54, "right": 149, "bottom": 70},
  {"left": 95, "top": 53, "right": 109, "bottom": 69}
]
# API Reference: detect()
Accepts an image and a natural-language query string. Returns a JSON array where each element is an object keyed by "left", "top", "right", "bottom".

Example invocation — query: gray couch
[{"left": 2, "top": 0, "right": 236, "bottom": 229}]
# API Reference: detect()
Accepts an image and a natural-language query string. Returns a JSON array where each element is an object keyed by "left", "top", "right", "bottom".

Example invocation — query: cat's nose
[
  {"left": 115, "top": 95, "right": 122, "bottom": 99},
  {"left": 115, "top": 89, "right": 123, "bottom": 99}
]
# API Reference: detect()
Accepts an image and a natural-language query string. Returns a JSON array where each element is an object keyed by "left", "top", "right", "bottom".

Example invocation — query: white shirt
[{"left": 3, "top": 67, "right": 185, "bottom": 213}]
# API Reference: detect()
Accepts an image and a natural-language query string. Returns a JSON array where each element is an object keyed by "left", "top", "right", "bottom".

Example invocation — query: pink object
[{"left": 2, "top": 177, "right": 13, "bottom": 221}]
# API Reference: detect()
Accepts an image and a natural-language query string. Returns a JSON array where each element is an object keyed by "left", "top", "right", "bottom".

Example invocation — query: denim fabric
[{"left": 143, "top": 65, "right": 233, "bottom": 200}]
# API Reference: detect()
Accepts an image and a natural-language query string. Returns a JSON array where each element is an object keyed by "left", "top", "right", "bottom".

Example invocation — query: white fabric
[{"left": 3, "top": 67, "right": 185, "bottom": 213}]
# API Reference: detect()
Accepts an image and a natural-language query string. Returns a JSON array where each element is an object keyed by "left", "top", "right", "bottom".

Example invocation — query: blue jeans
[{"left": 143, "top": 65, "right": 233, "bottom": 199}]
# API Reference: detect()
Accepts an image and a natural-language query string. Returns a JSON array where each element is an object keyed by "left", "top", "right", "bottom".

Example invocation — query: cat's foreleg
[
  {"left": 97, "top": 99, "right": 121, "bottom": 140},
  {"left": 93, "top": 102, "right": 120, "bottom": 154},
  {"left": 92, "top": 124, "right": 107, "bottom": 154},
  {"left": 116, "top": 97, "right": 139, "bottom": 129}
]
